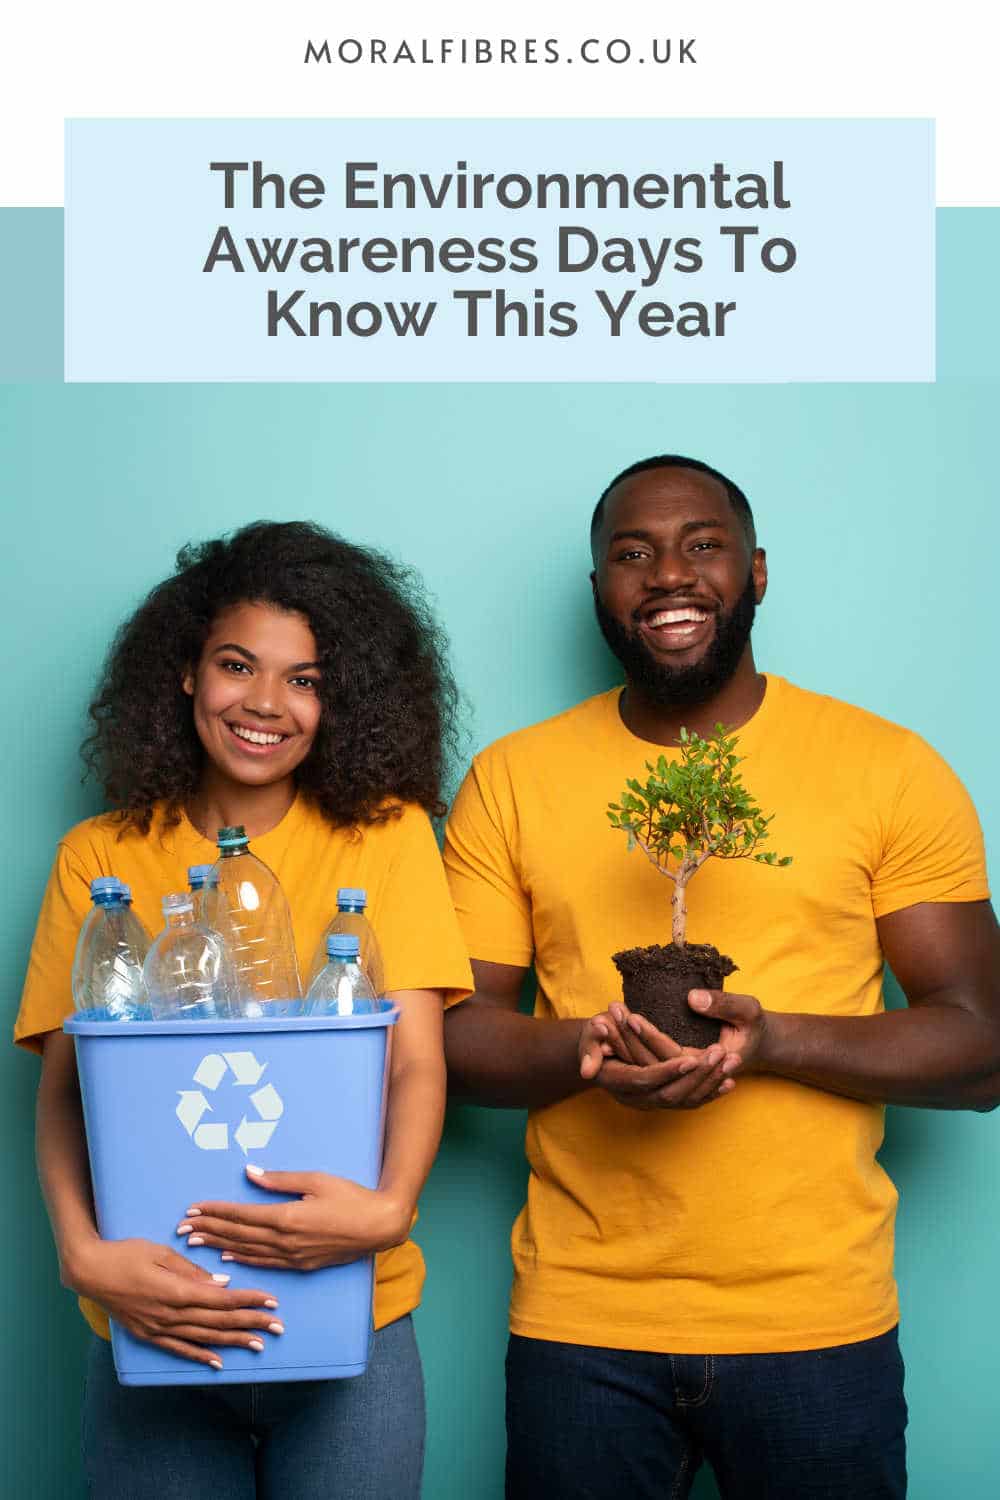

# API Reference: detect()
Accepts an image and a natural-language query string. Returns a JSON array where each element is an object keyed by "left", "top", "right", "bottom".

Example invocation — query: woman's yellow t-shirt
[
  {"left": 444, "top": 675, "right": 991, "bottom": 1354},
  {"left": 16, "top": 794, "right": 473, "bottom": 1340}
]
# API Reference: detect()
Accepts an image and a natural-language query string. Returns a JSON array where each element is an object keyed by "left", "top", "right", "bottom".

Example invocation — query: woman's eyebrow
[
  {"left": 212, "top": 642, "right": 256, "bottom": 661},
  {"left": 211, "top": 643, "right": 321, "bottom": 671}
]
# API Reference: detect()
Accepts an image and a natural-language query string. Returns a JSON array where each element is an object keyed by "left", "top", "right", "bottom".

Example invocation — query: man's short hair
[{"left": 590, "top": 455, "right": 757, "bottom": 559}]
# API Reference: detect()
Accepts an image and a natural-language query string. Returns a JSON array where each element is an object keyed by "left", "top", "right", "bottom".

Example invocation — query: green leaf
[{"left": 611, "top": 722, "right": 793, "bottom": 893}]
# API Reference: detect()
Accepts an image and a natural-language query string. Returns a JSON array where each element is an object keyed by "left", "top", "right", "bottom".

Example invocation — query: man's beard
[{"left": 594, "top": 570, "right": 757, "bottom": 710}]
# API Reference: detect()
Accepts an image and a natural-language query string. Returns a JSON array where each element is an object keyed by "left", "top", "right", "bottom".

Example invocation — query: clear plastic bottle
[
  {"left": 187, "top": 863, "right": 218, "bottom": 923},
  {"left": 71, "top": 877, "right": 152, "bottom": 1020},
  {"left": 305, "top": 934, "right": 378, "bottom": 1016},
  {"left": 201, "top": 825, "right": 301, "bottom": 1016},
  {"left": 306, "top": 887, "right": 385, "bottom": 994},
  {"left": 143, "top": 893, "right": 234, "bottom": 1021}
]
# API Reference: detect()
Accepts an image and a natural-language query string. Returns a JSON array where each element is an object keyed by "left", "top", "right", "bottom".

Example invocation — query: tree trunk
[{"left": 671, "top": 874, "right": 688, "bottom": 946}]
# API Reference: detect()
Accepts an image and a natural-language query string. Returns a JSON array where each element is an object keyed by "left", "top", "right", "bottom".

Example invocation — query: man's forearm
[
  {"left": 760, "top": 1001, "right": 1000, "bottom": 1111},
  {"left": 444, "top": 1004, "right": 591, "bottom": 1109}
]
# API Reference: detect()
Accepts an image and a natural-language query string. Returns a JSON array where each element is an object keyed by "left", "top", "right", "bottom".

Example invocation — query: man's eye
[
  {"left": 691, "top": 540, "right": 721, "bottom": 552},
  {"left": 615, "top": 549, "right": 647, "bottom": 562}
]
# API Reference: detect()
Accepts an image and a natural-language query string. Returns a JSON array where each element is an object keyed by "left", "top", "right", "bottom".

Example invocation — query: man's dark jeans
[{"left": 506, "top": 1327, "right": 907, "bottom": 1499}]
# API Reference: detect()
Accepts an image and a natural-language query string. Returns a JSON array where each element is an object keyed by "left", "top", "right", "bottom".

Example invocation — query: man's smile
[{"left": 635, "top": 599, "right": 717, "bottom": 652}]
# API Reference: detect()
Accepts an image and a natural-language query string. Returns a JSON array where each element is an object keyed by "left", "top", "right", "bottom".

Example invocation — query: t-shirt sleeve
[
  {"left": 374, "top": 806, "right": 474, "bottom": 1006},
  {"left": 871, "top": 734, "right": 991, "bottom": 919},
  {"left": 15, "top": 841, "right": 96, "bottom": 1054},
  {"left": 443, "top": 755, "right": 534, "bottom": 970}
]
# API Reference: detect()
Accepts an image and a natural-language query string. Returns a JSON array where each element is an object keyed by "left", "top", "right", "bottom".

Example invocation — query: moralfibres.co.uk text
[{"left": 304, "top": 38, "right": 697, "bottom": 67}]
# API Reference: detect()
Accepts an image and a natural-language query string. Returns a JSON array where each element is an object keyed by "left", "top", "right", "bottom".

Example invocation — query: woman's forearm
[
  {"left": 376, "top": 990, "right": 448, "bottom": 1244},
  {"left": 36, "top": 1032, "right": 102, "bottom": 1288}
]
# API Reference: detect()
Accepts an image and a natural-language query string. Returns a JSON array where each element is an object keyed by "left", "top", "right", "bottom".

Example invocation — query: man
[{"left": 442, "top": 455, "right": 1000, "bottom": 1500}]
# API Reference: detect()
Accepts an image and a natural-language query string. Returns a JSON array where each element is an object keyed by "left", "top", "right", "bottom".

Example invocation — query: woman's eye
[
  {"left": 220, "top": 659, "right": 250, "bottom": 674},
  {"left": 290, "top": 676, "right": 320, "bottom": 690}
]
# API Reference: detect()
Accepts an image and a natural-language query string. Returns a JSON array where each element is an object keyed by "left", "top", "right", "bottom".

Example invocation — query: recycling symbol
[{"left": 176, "top": 1052, "right": 284, "bottom": 1155}]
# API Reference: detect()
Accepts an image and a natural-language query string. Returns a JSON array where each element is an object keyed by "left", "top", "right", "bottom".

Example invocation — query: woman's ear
[{"left": 182, "top": 668, "right": 195, "bottom": 697}]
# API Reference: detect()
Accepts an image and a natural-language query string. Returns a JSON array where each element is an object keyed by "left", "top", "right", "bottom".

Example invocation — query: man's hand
[
  {"left": 686, "top": 988, "right": 769, "bottom": 1071},
  {"left": 578, "top": 1003, "right": 739, "bottom": 1110}
]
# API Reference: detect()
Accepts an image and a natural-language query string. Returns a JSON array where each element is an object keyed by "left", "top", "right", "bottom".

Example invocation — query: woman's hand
[
  {"left": 178, "top": 1164, "right": 411, "bottom": 1272},
  {"left": 67, "top": 1235, "right": 284, "bottom": 1371}
]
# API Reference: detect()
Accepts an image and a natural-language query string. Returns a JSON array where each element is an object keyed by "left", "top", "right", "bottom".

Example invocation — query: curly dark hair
[{"left": 83, "top": 521, "right": 461, "bottom": 833}]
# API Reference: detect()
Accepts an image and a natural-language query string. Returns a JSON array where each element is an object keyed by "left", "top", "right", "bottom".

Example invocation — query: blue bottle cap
[
  {"left": 336, "top": 887, "right": 367, "bottom": 908},
  {"left": 216, "top": 825, "right": 249, "bottom": 850},
  {"left": 188, "top": 864, "right": 217, "bottom": 890},
  {"left": 90, "top": 876, "right": 126, "bottom": 903},
  {"left": 327, "top": 933, "right": 360, "bottom": 959}
]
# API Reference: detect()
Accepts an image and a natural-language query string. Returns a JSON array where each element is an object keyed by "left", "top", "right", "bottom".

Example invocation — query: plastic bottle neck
[{"left": 165, "top": 908, "right": 196, "bottom": 929}]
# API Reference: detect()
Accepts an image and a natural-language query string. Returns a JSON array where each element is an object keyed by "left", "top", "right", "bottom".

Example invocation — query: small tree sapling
[{"left": 607, "top": 724, "right": 791, "bottom": 1046}]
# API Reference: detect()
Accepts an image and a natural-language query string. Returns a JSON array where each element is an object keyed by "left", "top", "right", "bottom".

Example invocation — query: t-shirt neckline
[
  {"left": 177, "top": 790, "right": 303, "bottom": 854},
  {"left": 605, "top": 672, "right": 781, "bottom": 755}
]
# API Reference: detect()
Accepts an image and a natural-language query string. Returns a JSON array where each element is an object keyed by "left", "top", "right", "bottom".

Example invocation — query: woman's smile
[
  {"left": 226, "top": 723, "right": 289, "bottom": 750},
  {"left": 225, "top": 719, "right": 292, "bottom": 753}
]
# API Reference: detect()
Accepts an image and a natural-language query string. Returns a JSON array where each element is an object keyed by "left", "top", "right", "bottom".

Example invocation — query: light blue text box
[{"left": 65, "top": 118, "right": 934, "bottom": 383}]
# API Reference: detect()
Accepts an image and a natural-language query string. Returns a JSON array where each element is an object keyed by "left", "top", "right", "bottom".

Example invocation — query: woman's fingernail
[
  {"left": 247, "top": 1338, "right": 264, "bottom": 1352},
  {"left": 177, "top": 1223, "right": 192, "bottom": 1235},
  {"left": 209, "top": 1359, "right": 223, "bottom": 1371},
  {"left": 679, "top": 1059, "right": 698, "bottom": 1074},
  {"left": 187, "top": 1235, "right": 205, "bottom": 1247},
  {"left": 689, "top": 991, "right": 711, "bottom": 1011},
  {"left": 185, "top": 1208, "right": 202, "bottom": 1217},
  {"left": 264, "top": 1299, "right": 279, "bottom": 1310},
  {"left": 268, "top": 1322, "right": 285, "bottom": 1335},
  {"left": 211, "top": 1273, "right": 231, "bottom": 1285},
  {"left": 246, "top": 1164, "right": 265, "bottom": 1178},
  {"left": 221, "top": 1252, "right": 234, "bottom": 1262},
  {"left": 628, "top": 1016, "right": 642, "bottom": 1034}
]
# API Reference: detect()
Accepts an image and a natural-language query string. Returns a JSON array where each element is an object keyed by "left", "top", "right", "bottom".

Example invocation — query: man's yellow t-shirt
[
  {"left": 443, "top": 676, "right": 990, "bottom": 1354},
  {"left": 16, "top": 793, "right": 473, "bottom": 1341}
]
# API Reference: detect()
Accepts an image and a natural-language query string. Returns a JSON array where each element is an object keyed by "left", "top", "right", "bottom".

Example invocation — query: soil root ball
[{"left": 611, "top": 942, "right": 737, "bottom": 1049}]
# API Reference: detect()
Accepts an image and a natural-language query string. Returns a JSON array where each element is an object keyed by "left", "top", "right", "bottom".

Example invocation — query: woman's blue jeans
[
  {"left": 506, "top": 1326, "right": 908, "bottom": 1499},
  {"left": 82, "top": 1315, "right": 424, "bottom": 1499}
]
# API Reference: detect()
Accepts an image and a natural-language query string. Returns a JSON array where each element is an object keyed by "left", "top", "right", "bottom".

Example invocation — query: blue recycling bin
[{"left": 65, "top": 1004, "right": 399, "bottom": 1385}]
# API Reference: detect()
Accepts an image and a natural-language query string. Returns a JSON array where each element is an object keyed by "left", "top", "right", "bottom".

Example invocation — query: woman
[{"left": 15, "top": 520, "right": 472, "bottom": 1498}]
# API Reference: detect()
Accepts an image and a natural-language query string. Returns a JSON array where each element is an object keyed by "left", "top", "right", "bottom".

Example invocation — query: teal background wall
[{"left": 0, "top": 211, "right": 997, "bottom": 1496}]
